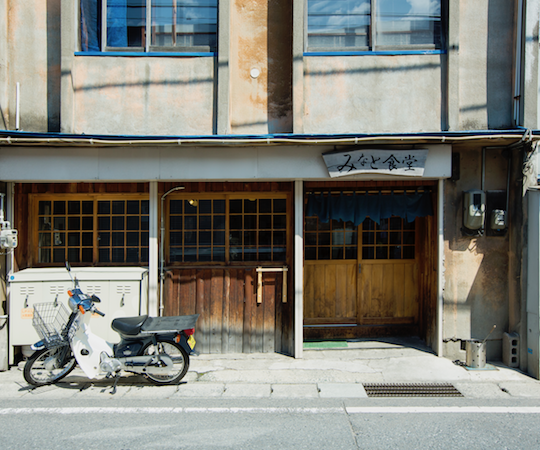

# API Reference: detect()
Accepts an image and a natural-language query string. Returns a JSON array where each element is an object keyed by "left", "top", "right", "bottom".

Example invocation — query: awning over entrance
[{"left": 306, "top": 191, "right": 433, "bottom": 225}]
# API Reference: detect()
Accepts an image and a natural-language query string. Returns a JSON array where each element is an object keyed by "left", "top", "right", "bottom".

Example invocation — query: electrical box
[
  {"left": 490, "top": 209, "right": 507, "bottom": 231},
  {"left": 8, "top": 267, "right": 148, "bottom": 364},
  {"left": 0, "top": 229, "right": 18, "bottom": 249},
  {"left": 463, "top": 190, "right": 486, "bottom": 231}
]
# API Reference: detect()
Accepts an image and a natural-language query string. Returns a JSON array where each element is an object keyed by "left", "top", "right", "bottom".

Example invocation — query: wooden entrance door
[{"left": 304, "top": 215, "right": 420, "bottom": 336}]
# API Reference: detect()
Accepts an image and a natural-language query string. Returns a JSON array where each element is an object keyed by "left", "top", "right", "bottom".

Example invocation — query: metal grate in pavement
[{"left": 363, "top": 383, "right": 463, "bottom": 397}]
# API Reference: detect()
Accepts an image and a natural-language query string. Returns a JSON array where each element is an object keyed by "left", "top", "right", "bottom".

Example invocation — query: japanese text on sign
[{"left": 322, "top": 149, "right": 428, "bottom": 178}]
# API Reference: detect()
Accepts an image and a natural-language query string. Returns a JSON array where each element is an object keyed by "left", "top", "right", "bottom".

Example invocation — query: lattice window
[
  {"left": 35, "top": 195, "right": 149, "bottom": 265},
  {"left": 361, "top": 217, "right": 415, "bottom": 260},
  {"left": 168, "top": 195, "right": 288, "bottom": 264},
  {"left": 304, "top": 216, "right": 357, "bottom": 261}
]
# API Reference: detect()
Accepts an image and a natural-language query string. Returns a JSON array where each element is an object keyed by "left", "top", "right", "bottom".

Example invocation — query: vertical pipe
[
  {"left": 437, "top": 178, "right": 444, "bottom": 357},
  {"left": 513, "top": 0, "right": 524, "bottom": 126},
  {"left": 15, "top": 83, "right": 20, "bottom": 131},
  {"left": 294, "top": 180, "right": 304, "bottom": 358},
  {"left": 149, "top": 181, "right": 159, "bottom": 316}
]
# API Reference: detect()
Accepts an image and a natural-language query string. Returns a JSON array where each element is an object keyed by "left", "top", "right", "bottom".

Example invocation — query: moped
[{"left": 24, "top": 262, "right": 199, "bottom": 392}]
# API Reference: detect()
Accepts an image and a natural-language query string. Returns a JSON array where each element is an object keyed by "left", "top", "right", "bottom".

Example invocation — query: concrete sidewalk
[{"left": 2, "top": 338, "right": 540, "bottom": 400}]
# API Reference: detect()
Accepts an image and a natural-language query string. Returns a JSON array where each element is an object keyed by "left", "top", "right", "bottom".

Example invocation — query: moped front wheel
[
  {"left": 142, "top": 340, "right": 189, "bottom": 385},
  {"left": 23, "top": 346, "right": 76, "bottom": 387}
]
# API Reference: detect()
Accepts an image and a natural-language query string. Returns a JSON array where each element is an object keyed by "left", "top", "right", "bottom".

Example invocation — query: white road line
[
  {"left": 1, "top": 406, "right": 540, "bottom": 415},
  {"left": 346, "top": 407, "right": 540, "bottom": 414},
  {"left": 0, "top": 407, "right": 343, "bottom": 415}
]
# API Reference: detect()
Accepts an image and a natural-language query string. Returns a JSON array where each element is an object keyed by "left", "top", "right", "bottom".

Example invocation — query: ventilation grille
[{"left": 363, "top": 383, "right": 463, "bottom": 397}]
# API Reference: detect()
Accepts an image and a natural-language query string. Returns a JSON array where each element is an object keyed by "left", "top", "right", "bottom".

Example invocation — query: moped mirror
[{"left": 65, "top": 261, "right": 71, "bottom": 272}]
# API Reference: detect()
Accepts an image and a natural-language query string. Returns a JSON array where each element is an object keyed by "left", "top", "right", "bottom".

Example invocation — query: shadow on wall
[
  {"left": 47, "top": 0, "right": 61, "bottom": 132},
  {"left": 486, "top": 0, "right": 515, "bottom": 129}
]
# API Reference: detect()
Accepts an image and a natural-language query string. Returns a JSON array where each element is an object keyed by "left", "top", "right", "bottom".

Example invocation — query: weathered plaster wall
[
  {"left": 0, "top": 0, "right": 8, "bottom": 129},
  {"left": 303, "top": 55, "right": 443, "bottom": 134},
  {"left": 443, "top": 147, "right": 511, "bottom": 360},
  {"left": 457, "top": 0, "right": 515, "bottom": 130},
  {"left": 230, "top": 0, "right": 292, "bottom": 134},
  {"left": 6, "top": 0, "right": 57, "bottom": 132},
  {"left": 69, "top": 57, "right": 215, "bottom": 135}
]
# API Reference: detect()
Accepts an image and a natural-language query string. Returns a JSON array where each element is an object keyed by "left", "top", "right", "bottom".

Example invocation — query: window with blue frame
[
  {"left": 307, "top": 0, "right": 442, "bottom": 52},
  {"left": 80, "top": 0, "right": 218, "bottom": 52}
]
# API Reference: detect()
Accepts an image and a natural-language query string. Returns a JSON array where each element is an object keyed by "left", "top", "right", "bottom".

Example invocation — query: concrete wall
[
  {"left": 0, "top": 0, "right": 522, "bottom": 136},
  {"left": 456, "top": 0, "right": 515, "bottom": 130},
  {"left": 229, "top": 0, "right": 292, "bottom": 134},
  {"left": 303, "top": 55, "right": 443, "bottom": 134},
  {"left": 66, "top": 57, "right": 215, "bottom": 135},
  {"left": 443, "top": 147, "right": 512, "bottom": 361},
  {"left": 5, "top": 0, "right": 58, "bottom": 132}
]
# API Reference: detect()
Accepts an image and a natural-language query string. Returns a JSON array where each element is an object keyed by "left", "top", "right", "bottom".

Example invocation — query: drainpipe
[
  {"left": 159, "top": 186, "right": 185, "bottom": 316},
  {"left": 513, "top": 0, "right": 524, "bottom": 126}
]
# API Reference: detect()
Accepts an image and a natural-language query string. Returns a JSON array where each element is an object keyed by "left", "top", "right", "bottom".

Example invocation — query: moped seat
[{"left": 111, "top": 315, "right": 148, "bottom": 336}]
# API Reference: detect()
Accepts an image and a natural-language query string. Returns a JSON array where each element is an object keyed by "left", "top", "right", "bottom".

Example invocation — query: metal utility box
[{"left": 8, "top": 267, "right": 148, "bottom": 364}]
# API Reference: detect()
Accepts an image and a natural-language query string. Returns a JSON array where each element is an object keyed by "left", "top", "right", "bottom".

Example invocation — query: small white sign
[{"left": 323, "top": 149, "right": 429, "bottom": 178}]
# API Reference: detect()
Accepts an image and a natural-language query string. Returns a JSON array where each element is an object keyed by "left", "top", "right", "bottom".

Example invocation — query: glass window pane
[
  {"left": 376, "top": 246, "right": 388, "bottom": 259},
  {"left": 260, "top": 199, "right": 271, "bottom": 213},
  {"left": 82, "top": 232, "right": 93, "bottom": 246},
  {"left": 403, "top": 246, "right": 415, "bottom": 259},
  {"left": 99, "top": 232, "right": 110, "bottom": 247},
  {"left": 98, "top": 216, "right": 110, "bottom": 230},
  {"left": 112, "top": 232, "right": 124, "bottom": 246},
  {"left": 99, "top": 248, "right": 110, "bottom": 262},
  {"left": 213, "top": 215, "right": 225, "bottom": 229},
  {"left": 39, "top": 248, "right": 51, "bottom": 263},
  {"left": 213, "top": 231, "right": 225, "bottom": 245},
  {"left": 54, "top": 218, "right": 65, "bottom": 231},
  {"left": 332, "top": 247, "right": 344, "bottom": 259},
  {"left": 244, "top": 215, "right": 256, "bottom": 230},
  {"left": 185, "top": 200, "right": 198, "bottom": 214},
  {"left": 213, "top": 247, "right": 225, "bottom": 261},
  {"left": 68, "top": 201, "right": 80, "bottom": 215},
  {"left": 82, "top": 216, "right": 93, "bottom": 230},
  {"left": 307, "top": 0, "right": 370, "bottom": 49},
  {"left": 345, "top": 247, "right": 357, "bottom": 259},
  {"left": 68, "top": 233, "right": 80, "bottom": 246},
  {"left": 68, "top": 217, "right": 80, "bottom": 230},
  {"left": 376, "top": 0, "right": 441, "bottom": 48},
  {"left": 107, "top": 0, "right": 146, "bottom": 48},
  {"left": 362, "top": 246, "right": 374, "bottom": 259},
  {"left": 112, "top": 248, "right": 124, "bottom": 262},
  {"left": 230, "top": 215, "right": 242, "bottom": 230},
  {"left": 305, "top": 247, "right": 317, "bottom": 260},
  {"left": 82, "top": 248, "right": 93, "bottom": 263},
  {"left": 273, "top": 215, "right": 286, "bottom": 229},
  {"left": 53, "top": 201, "right": 65, "bottom": 215},
  {"left": 319, "top": 247, "right": 330, "bottom": 260},
  {"left": 82, "top": 201, "right": 93, "bottom": 215},
  {"left": 127, "top": 200, "right": 139, "bottom": 214},
  {"left": 199, "top": 200, "right": 212, "bottom": 214},
  {"left": 389, "top": 246, "right": 401, "bottom": 259},
  {"left": 112, "top": 201, "right": 125, "bottom": 214},
  {"left": 170, "top": 216, "right": 183, "bottom": 230},
  {"left": 199, "top": 216, "right": 211, "bottom": 229},
  {"left": 170, "top": 231, "right": 182, "bottom": 246},
  {"left": 39, "top": 217, "right": 52, "bottom": 231},
  {"left": 199, "top": 231, "right": 211, "bottom": 245},
  {"left": 112, "top": 216, "right": 124, "bottom": 230},
  {"left": 126, "top": 248, "right": 139, "bottom": 262},
  {"left": 98, "top": 201, "right": 110, "bottom": 214},
  {"left": 53, "top": 248, "right": 65, "bottom": 263},
  {"left": 273, "top": 231, "right": 286, "bottom": 246},
  {"left": 126, "top": 216, "right": 139, "bottom": 230},
  {"left": 170, "top": 199, "right": 183, "bottom": 214},
  {"left": 127, "top": 232, "right": 139, "bottom": 246},
  {"left": 38, "top": 201, "right": 51, "bottom": 215},
  {"left": 67, "top": 248, "right": 79, "bottom": 263},
  {"left": 213, "top": 200, "right": 225, "bottom": 214},
  {"left": 185, "top": 216, "right": 197, "bottom": 230},
  {"left": 403, "top": 232, "right": 415, "bottom": 245}
]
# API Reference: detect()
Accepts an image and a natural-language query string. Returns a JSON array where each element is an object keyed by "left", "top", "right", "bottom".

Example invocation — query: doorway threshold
[{"left": 303, "top": 341, "right": 349, "bottom": 349}]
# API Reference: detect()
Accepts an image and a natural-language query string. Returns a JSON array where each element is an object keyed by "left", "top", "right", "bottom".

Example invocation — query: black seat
[{"left": 111, "top": 315, "right": 148, "bottom": 336}]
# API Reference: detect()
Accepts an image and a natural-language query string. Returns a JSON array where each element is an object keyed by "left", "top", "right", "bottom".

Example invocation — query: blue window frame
[
  {"left": 307, "top": 0, "right": 443, "bottom": 52},
  {"left": 80, "top": 0, "right": 218, "bottom": 53}
]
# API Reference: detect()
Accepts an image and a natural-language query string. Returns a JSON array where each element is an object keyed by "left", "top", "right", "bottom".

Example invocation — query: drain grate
[{"left": 363, "top": 383, "right": 463, "bottom": 397}]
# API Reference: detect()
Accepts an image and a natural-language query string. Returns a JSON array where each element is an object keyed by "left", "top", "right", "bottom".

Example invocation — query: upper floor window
[
  {"left": 307, "top": 0, "right": 442, "bottom": 52},
  {"left": 80, "top": 0, "right": 218, "bottom": 53}
]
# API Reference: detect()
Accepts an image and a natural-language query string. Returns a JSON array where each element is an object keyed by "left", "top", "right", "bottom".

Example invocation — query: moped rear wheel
[
  {"left": 23, "top": 346, "right": 76, "bottom": 386},
  {"left": 142, "top": 340, "right": 189, "bottom": 385}
]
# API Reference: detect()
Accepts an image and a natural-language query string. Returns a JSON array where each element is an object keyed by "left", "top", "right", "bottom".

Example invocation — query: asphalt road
[{"left": 2, "top": 397, "right": 540, "bottom": 450}]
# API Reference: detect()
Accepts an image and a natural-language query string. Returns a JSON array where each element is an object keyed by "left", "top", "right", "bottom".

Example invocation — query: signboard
[{"left": 322, "top": 149, "right": 429, "bottom": 178}]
